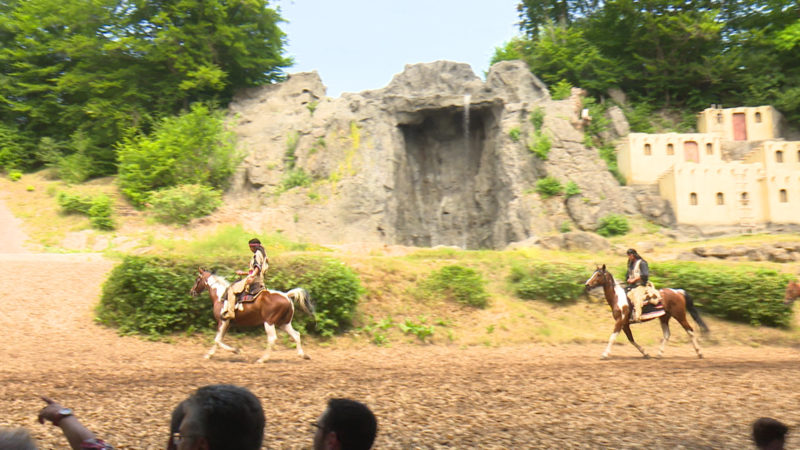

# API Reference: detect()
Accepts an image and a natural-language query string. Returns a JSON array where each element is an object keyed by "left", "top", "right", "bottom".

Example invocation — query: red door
[
  {"left": 733, "top": 113, "right": 747, "bottom": 141},
  {"left": 684, "top": 141, "right": 699, "bottom": 163}
]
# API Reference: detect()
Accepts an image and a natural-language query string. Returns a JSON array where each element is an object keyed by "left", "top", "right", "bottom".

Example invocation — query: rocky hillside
[{"left": 226, "top": 60, "right": 671, "bottom": 249}]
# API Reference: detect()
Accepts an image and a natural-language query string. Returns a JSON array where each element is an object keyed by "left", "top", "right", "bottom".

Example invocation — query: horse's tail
[
  {"left": 287, "top": 288, "right": 316, "bottom": 317},
  {"left": 680, "top": 289, "right": 710, "bottom": 333}
]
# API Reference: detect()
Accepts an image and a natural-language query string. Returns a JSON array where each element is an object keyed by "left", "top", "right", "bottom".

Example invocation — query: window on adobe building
[
  {"left": 797, "top": 149, "right": 800, "bottom": 162},
  {"left": 776, "top": 151, "right": 784, "bottom": 163},
  {"left": 741, "top": 192, "right": 749, "bottom": 206},
  {"left": 779, "top": 189, "right": 788, "bottom": 202},
  {"left": 690, "top": 192, "right": 698, "bottom": 205},
  {"left": 716, "top": 193, "right": 724, "bottom": 205},
  {"left": 716, "top": 113, "right": 723, "bottom": 123},
  {"left": 644, "top": 143, "right": 651, "bottom": 155},
  {"left": 755, "top": 112, "right": 762, "bottom": 123},
  {"left": 706, "top": 143, "right": 713, "bottom": 155},
  {"left": 667, "top": 143, "right": 674, "bottom": 155}
]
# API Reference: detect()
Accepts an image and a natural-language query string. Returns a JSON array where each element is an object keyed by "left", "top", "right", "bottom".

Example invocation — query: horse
[
  {"left": 189, "top": 267, "right": 315, "bottom": 363},
  {"left": 584, "top": 264, "right": 709, "bottom": 359},
  {"left": 785, "top": 281, "right": 800, "bottom": 306}
]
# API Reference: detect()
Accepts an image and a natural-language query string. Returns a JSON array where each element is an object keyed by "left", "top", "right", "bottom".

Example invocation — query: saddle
[{"left": 234, "top": 287, "right": 264, "bottom": 304}]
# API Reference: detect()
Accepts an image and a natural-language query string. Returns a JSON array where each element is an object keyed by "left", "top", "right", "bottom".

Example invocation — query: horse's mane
[{"left": 205, "top": 272, "right": 230, "bottom": 298}]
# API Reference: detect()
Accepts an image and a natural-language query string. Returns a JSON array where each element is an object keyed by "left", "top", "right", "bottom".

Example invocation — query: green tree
[{"left": 117, "top": 103, "right": 241, "bottom": 207}]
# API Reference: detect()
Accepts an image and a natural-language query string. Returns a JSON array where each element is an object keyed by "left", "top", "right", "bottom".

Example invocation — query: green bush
[
  {"left": 0, "top": 123, "right": 31, "bottom": 170},
  {"left": 508, "top": 127, "right": 521, "bottom": 142},
  {"left": 529, "top": 107, "right": 545, "bottom": 130},
  {"left": 535, "top": 176, "right": 563, "bottom": 198},
  {"left": 420, "top": 265, "right": 489, "bottom": 308},
  {"left": 649, "top": 262, "right": 793, "bottom": 327},
  {"left": 510, "top": 262, "right": 586, "bottom": 303},
  {"left": 528, "top": 131, "right": 551, "bottom": 159},
  {"left": 550, "top": 79, "right": 573, "bottom": 100},
  {"left": 117, "top": 103, "right": 241, "bottom": 207},
  {"left": 97, "top": 255, "right": 363, "bottom": 338},
  {"left": 565, "top": 181, "right": 581, "bottom": 197},
  {"left": 596, "top": 214, "right": 630, "bottom": 237},
  {"left": 148, "top": 184, "right": 222, "bottom": 225},
  {"left": 88, "top": 195, "right": 115, "bottom": 230},
  {"left": 57, "top": 191, "right": 115, "bottom": 230},
  {"left": 279, "top": 168, "right": 312, "bottom": 192},
  {"left": 8, "top": 170, "right": 22, "bottom": 181},
  {"left": 57, "top": 191, "right": 95, "bottom": 215}
]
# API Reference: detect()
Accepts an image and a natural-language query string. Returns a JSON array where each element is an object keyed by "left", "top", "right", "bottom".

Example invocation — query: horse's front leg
[
  {"left": 622, "top": 324, "right": 649, "bottom": 359},
  {"left": 283, "top": 323, "right": 310, "bottom": 360},
  {"left": 206, "top": 320, "right": 238, "bottom": 359},
  {"left": 602, "top": 316, "right": 629, "bottom": 359},
  {"left": 256, "top": 323, "right": 278, "bottom": 364}
]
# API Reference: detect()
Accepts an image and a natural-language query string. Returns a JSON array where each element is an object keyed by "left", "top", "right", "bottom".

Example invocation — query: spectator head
[
  {"left": 168, "top": 384, "right": 265, "bottom": 450},
  {"left": 0, "top": 427, "right": 37, "bottom": 450},
  {"left": 753, "top": 417, "right": 788, "bottom": 450},
  {"left": 313, "top": 398, "right": 377, "bottom": 450}
]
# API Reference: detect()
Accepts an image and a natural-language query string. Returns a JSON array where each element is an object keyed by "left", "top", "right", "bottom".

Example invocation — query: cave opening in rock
[{"left": 393, "top": 104, "right": 504, "bottom": 249}]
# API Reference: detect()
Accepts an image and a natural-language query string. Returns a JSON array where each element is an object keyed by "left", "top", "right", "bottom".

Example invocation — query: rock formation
[{"left": 227, "top": 60, "right": 667, "bottom": 249}]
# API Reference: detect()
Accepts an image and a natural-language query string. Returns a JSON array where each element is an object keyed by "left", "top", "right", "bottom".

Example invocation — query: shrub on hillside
[
  {"left": 649, "top": 262, "right": 793, "bottom": 327},
  {"left": 148, "top": 184, "right": 222, "bottom": 225},
  {"left": 596, "top": 214, "right": 630, "bottom": 237},
  {"left": 117, "top": 103, "right": 241, "bottom": 207},
  {"left": 57, "top": 191, "right": 115, "bottom": 230},
  {"left": 97, "top": 255, "right": 363, "bottom": 338},
  {"left": 535, "top": 176, "right": 563, "bottom": 198},
  {"left": 510, "top": 262, "right": 586, "bottom": 303},
  {"left": 419, "top": 265, "right": 489, "bottom": 308}
]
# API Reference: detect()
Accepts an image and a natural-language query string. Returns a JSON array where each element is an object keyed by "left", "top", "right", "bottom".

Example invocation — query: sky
[{"left": 274, "top": 0, "right": 522, "bottom": 98}]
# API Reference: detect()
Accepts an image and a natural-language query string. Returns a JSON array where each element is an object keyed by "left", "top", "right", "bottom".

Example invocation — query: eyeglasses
[{"left": 310, "top": 421, "right": 323, "bottom": 430}]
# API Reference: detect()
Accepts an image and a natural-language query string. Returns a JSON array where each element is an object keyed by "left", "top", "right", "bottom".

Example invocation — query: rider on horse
[
  {"left": 626, "top": 248, "right": 661, "bottom": 322},
  {"left": 222, "top": 238, "right": 269, "bottom": 320}
]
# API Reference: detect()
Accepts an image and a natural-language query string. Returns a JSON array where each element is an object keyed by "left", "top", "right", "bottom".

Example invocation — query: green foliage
[
  {"left": 623, "top": 102, "right": 656, "bottom": 133},
  {"left": 527, "top": 132, "right": 551, "bottom": 160},
  {"left": 649, "top": 262, "right": 794, "bottom": 327},
  {"left": 117, "top": 103, "right": 240, "bottom": 207},
  {"left": 8, "top": 170, "right": 22, "bottom": 182},
  {"left": 420, "top": 265, "right": 489, "bottom": 308},
  {"left": 57, "top": 191, "right": 115, "bottom": 230},
  {"left": 564, "top": 181, "right": 581, "bottom": 197},
  {"left": 306, "top": 101, "right": 318, "bottom": 115},
  {"left": 399, "top": 317, "right": 435, "bottom": 342},
  {"left": 284, "top": 131, "right": 300, "bottom": 169},
  {"left": 57, "top": 192, "right": 94, "bottom": 215},
  {"left": 309, "top": 137, "right": 326, "bottom": 155},
  {"left": 509, "top": 262, "right": 587, "bottom": 304},
  {"left": 0, "top": 0, "right": 290, "bottom": 173},
  {"left": 535, "top": 176, "right": 563, "bottom": 198},
  {"left": 148, "top": 184, "right": 223, "bottom": 225},
  {"left": 559, "top": 222, "right": 572, "bottom": 233},
  {"left": 508, "top": 127, "right": 521, "bottom": 142},
  {"left": 279, "top": 168, "right": 312, "bottom": 192},
  {"left": 490, "top": 37, "right": 527, "bottom": 65},
  {"left": 596, "top": 214, "right": 630, "bottom": 237},
  {"left": 0, "top": 123, "right": 32, "bottom": 170},
  {"left": 529, "top": 107, "right": 545, "bottom": 130},
  {"left": 551, "top": 79, "right": 573, "bottom": 100},
  {"left": 598, "top": 144, "right": 625, "bottom": 185},
  {"left": 97, "top": 255, "right": 363, "bottom": 338}
]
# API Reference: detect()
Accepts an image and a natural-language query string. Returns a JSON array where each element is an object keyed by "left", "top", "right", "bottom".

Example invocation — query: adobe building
[{"left": 617, "top": 105, "right": 800, "bottom": 228}]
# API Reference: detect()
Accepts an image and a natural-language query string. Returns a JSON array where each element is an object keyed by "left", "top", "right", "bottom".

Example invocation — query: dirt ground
[{"left": 1, "top": 203, "right": 800, "bottom": 449}]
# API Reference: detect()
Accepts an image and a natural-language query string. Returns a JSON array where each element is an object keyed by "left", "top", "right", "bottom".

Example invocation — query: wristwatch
[{"left": 52, "top": 408, "right": 73, "bottom": 426}]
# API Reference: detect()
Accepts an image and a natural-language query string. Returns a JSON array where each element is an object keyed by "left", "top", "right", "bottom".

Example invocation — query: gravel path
[{"left": 0, "top": 200, "right": 799, "bottom": 449}]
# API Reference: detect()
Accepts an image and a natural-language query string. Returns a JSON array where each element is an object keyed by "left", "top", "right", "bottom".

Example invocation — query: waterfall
[{"left": 463, "top": 93, "right": 471, "bottom": 149}]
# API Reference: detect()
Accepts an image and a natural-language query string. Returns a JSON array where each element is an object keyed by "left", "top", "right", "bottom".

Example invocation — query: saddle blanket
[{"left": 638, "top": 302, "right": 666, "bottom": 322}]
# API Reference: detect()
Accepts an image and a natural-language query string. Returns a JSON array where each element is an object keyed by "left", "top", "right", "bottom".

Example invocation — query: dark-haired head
[
  {"left": 169, "top": 384, "right": 265, "bottom": 450},
  {"left": 314, "top": 398, "right": 377, "bottom": 450},
  {"left": 248, "top": 238, "right": 262, "bottom": 246}
]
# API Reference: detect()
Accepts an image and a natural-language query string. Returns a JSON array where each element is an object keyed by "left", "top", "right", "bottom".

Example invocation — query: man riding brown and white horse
[
  {"left": 625, "top": 248, "right": 662, "bottom": 322},
  {"left": 223, "top": 238, "right": 268, "bottom": 320}
]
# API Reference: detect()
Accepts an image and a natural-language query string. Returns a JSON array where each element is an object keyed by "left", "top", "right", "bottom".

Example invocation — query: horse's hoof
[
  {"left": 233, "top": 348, "right": 241, "bottom": 355},
  {"left": 255, "top": 358, "right": 268, "bottom": 364},
  {"left": 601, "top": 354, "right": 609, "bottom": 360},
  {"left": 643, "top": 354, "right": 651, "bottom": 359},
  {"left": 204, "top": 354, "right": 212, "bottom": 360},
  {"left": 302, "top": 354, "right": 311, "bottom": 360},
  {"left": 697, "top": 353, "right": 704, "bottom": 359}
]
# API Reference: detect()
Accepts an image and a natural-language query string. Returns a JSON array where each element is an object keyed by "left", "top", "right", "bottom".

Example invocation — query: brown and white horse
[
  {"left": 585, "top": 265, "right": 708, "bottom": 359},
  {"left": 190, "top": 268, "right": 315, "bottom": 363},
  {"left": 786, "top": 281, "right": 800, "bottom": 306}
]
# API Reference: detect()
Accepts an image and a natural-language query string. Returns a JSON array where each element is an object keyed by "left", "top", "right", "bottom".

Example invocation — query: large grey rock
[{"left": 226, "top": 60, "right": 659, "bottom": 249}]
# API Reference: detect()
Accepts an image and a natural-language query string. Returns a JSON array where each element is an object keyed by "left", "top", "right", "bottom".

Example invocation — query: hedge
[{"left": 97, "top": 255, "right": 363, "bottom": 338}]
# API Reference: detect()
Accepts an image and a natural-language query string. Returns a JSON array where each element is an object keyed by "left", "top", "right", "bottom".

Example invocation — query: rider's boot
[{"left": 221, "top": 289, "right": 236, "bottom": 320}]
